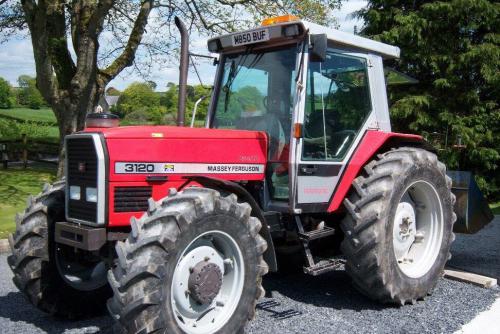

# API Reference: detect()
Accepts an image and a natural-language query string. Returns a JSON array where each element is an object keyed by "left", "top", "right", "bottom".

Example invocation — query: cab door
[{"left": 292, "top": 48, "right": 377, "bottom": 212}]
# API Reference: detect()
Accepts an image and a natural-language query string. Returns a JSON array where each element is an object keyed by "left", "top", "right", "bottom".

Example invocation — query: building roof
[{"left": 105, "top": 95, "right": 119, "bottom": 107}]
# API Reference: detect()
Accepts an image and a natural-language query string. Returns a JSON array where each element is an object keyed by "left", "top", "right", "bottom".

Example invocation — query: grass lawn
[
  {"left": 0, "top": 166, "right": 57, "bottom": 239},
  {"left": 0, "top": 107, "right": 56, "bottom": 124}
]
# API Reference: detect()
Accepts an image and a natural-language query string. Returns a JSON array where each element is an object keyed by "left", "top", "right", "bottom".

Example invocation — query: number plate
[{"left": 231, "top": 28, "right": 270, "bottom": 47}]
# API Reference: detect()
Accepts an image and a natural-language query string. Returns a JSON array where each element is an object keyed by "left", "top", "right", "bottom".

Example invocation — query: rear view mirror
[{"left": 310, "top": 34, "right": 327, "bottom": 62}]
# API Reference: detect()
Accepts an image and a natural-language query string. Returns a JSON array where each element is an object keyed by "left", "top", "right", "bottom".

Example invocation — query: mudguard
[
  {"left": 183, "top": 175, "right": 278, "bottom": 272},
  {"left": 327, "top": 130, "right": 427, "bottom": 213}
]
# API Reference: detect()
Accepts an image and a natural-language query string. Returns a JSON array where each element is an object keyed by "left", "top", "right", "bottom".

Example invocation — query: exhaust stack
[{"left": 175, "top": 16, "right": 189, "bottom": 127}]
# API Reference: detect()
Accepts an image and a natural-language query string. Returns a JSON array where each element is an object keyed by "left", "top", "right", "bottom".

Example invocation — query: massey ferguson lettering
[{"left": 207, "top": 165, "right": 261, "bottom": 172}]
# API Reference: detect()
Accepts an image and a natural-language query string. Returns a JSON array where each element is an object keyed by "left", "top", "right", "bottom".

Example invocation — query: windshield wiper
[{"left": 222, "top": 46, "right": 253, "bottom": 113}]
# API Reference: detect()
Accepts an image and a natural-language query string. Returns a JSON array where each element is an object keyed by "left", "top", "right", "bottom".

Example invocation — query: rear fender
[{"left": 327, "top": 130, "right": 428, "bottom": 213}]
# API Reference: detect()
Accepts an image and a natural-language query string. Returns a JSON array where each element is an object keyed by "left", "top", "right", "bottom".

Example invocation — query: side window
[{"left": 302, "top": 51, "right": 372, "bottom": 161}]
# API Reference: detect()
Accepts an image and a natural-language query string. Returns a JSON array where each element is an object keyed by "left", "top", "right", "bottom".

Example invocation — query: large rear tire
[
  {"left": 7, "top": 180, "right": 110, "bottom": 318},
  {"left": 107, "top": 187, "right": 268, "bottom": 334},
  {"left": 341, "top": 147, "right": 456, "bottom": 305}
]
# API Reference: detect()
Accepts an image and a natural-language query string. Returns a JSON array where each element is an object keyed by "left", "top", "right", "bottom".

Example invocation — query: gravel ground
[
  {"left": 448, "top": 216, "right": 500, "bottom": 280},
  {"left": 0, "top": 217, "right": 498, "bottom": 334}
]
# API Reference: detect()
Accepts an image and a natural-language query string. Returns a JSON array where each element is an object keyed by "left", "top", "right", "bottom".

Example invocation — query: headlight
[
  {"left": 69, "top": 186, "right": 81, "bottom": 200},
  {"left": 86, "top": 187, "right": 97, "bottom": 202}
]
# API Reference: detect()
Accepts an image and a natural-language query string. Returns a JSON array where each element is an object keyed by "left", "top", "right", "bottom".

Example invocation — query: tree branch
[
  {"left": 215, "top": 0, "right": 252, "bottom": 6},
  {"left": 20, "top": 0, "right": 61, "bottom": 105},
  {"left": 46, "top": 0, "right": 76, "bottom": 90},
  {"left": 101, "top": 0, "right": 153, "bottom": 81}
]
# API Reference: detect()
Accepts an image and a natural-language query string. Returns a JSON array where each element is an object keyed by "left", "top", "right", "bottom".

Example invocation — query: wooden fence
[{"left": 1, "top": 135, "right": 59, "bottom": 168}]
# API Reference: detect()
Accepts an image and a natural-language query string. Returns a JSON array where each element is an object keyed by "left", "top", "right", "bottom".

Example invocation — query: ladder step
[
  {"left": 303, "top": 258, "right": 345, "bottom": 276},
  {"left": 298, "top": 226, "right": 335, "bottom": 242}
]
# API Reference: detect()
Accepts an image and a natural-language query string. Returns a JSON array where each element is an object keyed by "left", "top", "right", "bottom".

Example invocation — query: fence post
[
  {"left": 1, "top": 143, "right": 7, "bottom": 169},
  {"left": 22, "top": 134, "right": 27, "bottom": 169}
]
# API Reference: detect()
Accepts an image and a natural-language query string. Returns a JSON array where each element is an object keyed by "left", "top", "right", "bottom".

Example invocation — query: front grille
[
  {"left": 114, "top": 186, "right": 152, "bottom": 212},
  {"left": 66, "top": 137, "right": 98, "bottom": 223}
]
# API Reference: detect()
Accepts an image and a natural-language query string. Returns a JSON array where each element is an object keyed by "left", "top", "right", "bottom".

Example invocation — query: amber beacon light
[{"left": 261, "top": 14, "right": 300, "bottom": 26}]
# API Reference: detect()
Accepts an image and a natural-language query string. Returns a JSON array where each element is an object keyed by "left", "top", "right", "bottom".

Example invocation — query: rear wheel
[
  {"left": 107, "top": 187, "right": 268, "bottom": 334},
  {"left": 7, "top": 180, "right": 110, "bottom": 318},
  {"left": 341, "top": 147, "right": 456, "bottom": 305}
]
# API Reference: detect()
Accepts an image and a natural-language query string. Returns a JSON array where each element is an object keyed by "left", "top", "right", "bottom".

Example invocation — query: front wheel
[
  {"left": 8, "top": 180, "right": 110, "bottom": 318},
  {"left": 341, "top": 147, "right": 456, "bottom": 305},
  {"left": 108, "top": 187, "right": 268, "bottom": 334}
]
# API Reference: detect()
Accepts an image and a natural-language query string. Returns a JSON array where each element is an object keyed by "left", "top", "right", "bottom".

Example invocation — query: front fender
[{"left": 182, "top": 175, "right": 278, "bottom": 272}]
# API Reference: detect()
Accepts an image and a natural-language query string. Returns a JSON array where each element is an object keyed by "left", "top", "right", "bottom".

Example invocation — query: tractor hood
[
  {"left": 81, "top": 125, "right": 268, "bottom": 184},
  {"left": 85, "top": 125, "right": 267, "bottom": 140}
]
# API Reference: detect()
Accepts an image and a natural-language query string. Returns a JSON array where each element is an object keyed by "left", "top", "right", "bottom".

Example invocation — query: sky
[{"left": 0, "top": 1, "right": 366, "bottom": 91}]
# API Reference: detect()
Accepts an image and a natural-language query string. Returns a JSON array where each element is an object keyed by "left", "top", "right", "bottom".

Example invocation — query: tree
[
  {"left": 0, "top": 0, "right": 342, "bottom": 176},
  {"left": 0, "top": 77, "right": 14, "bottom": 109},
  {"left": 117, "top": 81, "right": 159, "bottom": 113},
  {"left": 105, "top": 86, "right": 121, "bottom": 96},
  {"left": 17, "top": 75, "right": 45, "bottom": 109},
  {"left": 358, "top": 0, "right": 500, "bottom": 199}
]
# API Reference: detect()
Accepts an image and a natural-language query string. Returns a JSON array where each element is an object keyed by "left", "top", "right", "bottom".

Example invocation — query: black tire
[
  {"left": 340, "top": 147, "right": 456, "bottom": 305},
  {"left": 107, "top": 187, "right": 268, "bottom": 334},
  {"left": 7, "top": 179, "right": 110, "bottom": 318}
]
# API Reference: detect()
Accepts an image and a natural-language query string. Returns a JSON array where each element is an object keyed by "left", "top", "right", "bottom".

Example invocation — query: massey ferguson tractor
[{"left": 9, "top": 14, "right": 492, "bottom": 334}]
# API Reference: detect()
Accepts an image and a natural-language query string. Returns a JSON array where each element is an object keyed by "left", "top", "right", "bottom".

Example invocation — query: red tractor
[{"left": 9, "top": 15, "right": 462, "bottom": 333}]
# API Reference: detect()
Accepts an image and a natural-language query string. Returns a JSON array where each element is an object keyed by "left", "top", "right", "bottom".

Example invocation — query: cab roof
[
  {"left": 302, "top": 20, "right": 400, "bottom": 59},
  {"left": 207, "top": 19, "right": 400, "bottom": 59}
]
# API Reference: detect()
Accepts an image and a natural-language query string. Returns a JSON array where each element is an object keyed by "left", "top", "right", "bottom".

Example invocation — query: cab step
[
  {"left": 298, "top": 226, "right": 335, "bottom": 242},
  {"left": 294, "top": 216, "right": 344, "bottom": 276},
  {"left": 303, "top": 258, "right": 345, "bottom": 276}
]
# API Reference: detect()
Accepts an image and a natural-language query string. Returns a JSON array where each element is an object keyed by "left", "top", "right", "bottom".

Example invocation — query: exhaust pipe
[{"left": 175, "top": 16, "right": 188, "bottom": 126}]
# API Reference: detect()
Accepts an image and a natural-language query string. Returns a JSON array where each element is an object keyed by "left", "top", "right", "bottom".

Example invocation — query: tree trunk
[
  {"left": 19, "top": 1, "right": 153, "bottom": 178},
  {"left": 54, "top": 89, "right": 100, "bottom": 178}
]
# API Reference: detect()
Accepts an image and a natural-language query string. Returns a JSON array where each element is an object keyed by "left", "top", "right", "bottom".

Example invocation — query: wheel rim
[
  {"left": 392, "top": 180, "right": 444, "bottom": 278},
  {"left": 171, "top": 230, "right": 245, "bottom": 334},
  {"left": 55, "top": 244, "right": 108, "bottom": 291}
]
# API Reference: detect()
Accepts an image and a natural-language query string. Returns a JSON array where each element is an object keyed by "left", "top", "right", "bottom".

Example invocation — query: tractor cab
[{"left": 207, "top": 15, "right": 398, "bottom": 212}]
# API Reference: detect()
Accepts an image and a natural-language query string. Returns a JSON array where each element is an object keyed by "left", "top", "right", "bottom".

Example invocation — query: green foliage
[
  {"left": 16, "top": 75, "right": 45, "bottom": 109},
  {"left": 360, "top": 0, "right": 500, "bottom": 199},
  {"left": 0, "top": 118, "right": 50, "bottom": 141},
  {"left": 116, "top": 82, "right": 160, "bottom": 119},
  {"left": 116, "top": 81, "right": 211, "bottom": 126},
  {"left": 0, "top": 77, "right": 13, "bottom": 109}
]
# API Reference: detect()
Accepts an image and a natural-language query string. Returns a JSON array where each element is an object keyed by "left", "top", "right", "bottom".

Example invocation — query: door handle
[{"left": 300, "top": 165, "right": 318, "bottom": 175}]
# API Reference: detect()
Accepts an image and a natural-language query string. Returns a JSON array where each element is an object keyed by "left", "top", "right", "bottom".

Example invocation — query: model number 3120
[{"left": 123, "top": 163, "right": 155, "bottom": 173}]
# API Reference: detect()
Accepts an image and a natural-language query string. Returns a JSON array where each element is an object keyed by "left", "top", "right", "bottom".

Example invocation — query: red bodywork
[
  {"left": 327, "top": 130, "right": 423, "bottom": 212},
  {"left": 83, "top": 125, "right": 423, "bottom": 226},
  {"left": 85, "top": 126, "right": 268, "bottom": 227}
]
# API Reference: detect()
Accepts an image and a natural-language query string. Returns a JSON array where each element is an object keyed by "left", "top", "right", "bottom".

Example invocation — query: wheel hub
[
  {"left": 399, "top": 217, "right": 413, "bottom": 239},
  {"left": 171, "top": 231, "right": 245, "bottom": 334},
  {"left": 392, "top": 181, "right": 444, "bottom": 278},
  {"left": 188, "top": 261, "right": 223, "bottom": 305},
  {"left": 393, "top": 201, "right": 416, "bottom": 260}
]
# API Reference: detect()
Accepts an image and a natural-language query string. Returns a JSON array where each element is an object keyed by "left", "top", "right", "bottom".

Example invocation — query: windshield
[{"left": 212, "top": 46, "right": 298, "bottom": 159}]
